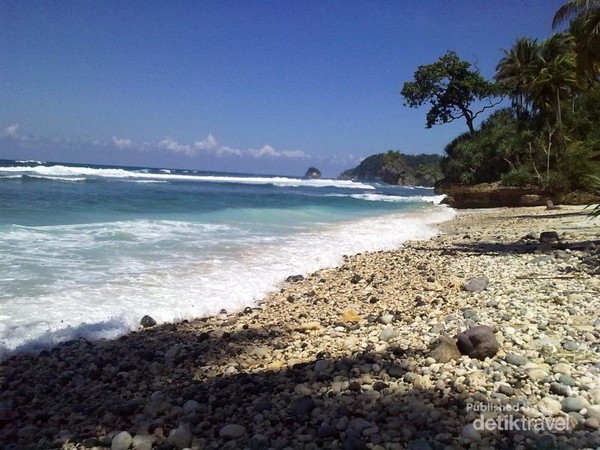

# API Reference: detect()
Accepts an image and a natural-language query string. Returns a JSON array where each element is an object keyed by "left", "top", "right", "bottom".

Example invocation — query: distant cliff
[{"left": 339, "top": 151, "right": 442, "bottom": 186}]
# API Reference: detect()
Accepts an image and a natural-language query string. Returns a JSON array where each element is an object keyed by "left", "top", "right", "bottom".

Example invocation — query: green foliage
[
  {"left": 340, "top": 151, "right": 443, "bottom": 186},
  {"left": 401, "top": 51, "right": 502, "bottom": 134},
  {"left": 441, "top": 109, "right": 528, "bottom": 184},
  {"left": 501, "top": 167, "right": 535, "bottom": 187},
  {"left": 401, "top": 3, "right": 600, "bottom": 197}
]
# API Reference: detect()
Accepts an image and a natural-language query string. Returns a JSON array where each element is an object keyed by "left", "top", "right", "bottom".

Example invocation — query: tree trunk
[
  {"left": 556, "top": 89, "right": 562, "bottom": 128},
  {"left": 465, "top": 115, "right": 475, "bottom": 134}
]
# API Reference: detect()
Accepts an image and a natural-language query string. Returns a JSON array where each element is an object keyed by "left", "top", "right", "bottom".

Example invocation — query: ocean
[{"left": 0, "top": 159, "right": 454, "bottom": 358}]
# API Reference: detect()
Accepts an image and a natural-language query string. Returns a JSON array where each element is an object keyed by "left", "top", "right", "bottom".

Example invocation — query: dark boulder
[
  {"left": 456, "top": 325, "right": 499, "bottom": 360},
  {"left": 540, "top": 231, "right": 560, "bottom": 243},
  {"left": 140, "top": 315, "right": 157, "bottom": 328},
  {"left": 285, "top": 274, "right": 304, "bottom": 283}
]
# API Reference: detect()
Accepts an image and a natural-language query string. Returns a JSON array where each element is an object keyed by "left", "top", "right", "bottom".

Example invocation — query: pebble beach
[{"left": 2, "top": 205, "right": 600, "bottom": 450}]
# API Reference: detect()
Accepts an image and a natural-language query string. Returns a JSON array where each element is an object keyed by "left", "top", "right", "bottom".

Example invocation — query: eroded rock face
[{"left": 455, "top": 325, "right": 499, "bottom": 360}]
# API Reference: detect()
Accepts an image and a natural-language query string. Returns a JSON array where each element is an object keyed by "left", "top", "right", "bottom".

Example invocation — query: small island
[{"left": 304, "top": 167, "right": 322, "bottom": 179}]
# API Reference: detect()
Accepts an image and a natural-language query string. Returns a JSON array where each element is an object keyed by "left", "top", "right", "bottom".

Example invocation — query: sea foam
[{"left": 0, "top": 206, "right": 455, "bottom": 359}]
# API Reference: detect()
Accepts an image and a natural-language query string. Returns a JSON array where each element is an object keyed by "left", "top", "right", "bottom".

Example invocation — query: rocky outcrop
[
  {"left": 304, "top": 167, "right": 322, "bottom": 179},
  {"left": 340, "top": 151, "right": 442, "bottom": 187},
  {"left": 435, "top": 182, "right": 600, "bottom": 209}
]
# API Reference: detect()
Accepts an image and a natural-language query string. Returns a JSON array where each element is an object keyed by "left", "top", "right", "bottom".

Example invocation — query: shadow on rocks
[{"left": 0, "top": 321, "right": 592, "bottom": 450}]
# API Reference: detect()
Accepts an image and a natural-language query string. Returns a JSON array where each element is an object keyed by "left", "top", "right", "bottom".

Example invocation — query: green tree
[
  {"left": 401, "top": 51, "right": 501, "bottom": 134},
  {"left": 495, "top": 37, "right": 541, "bottom": 118},
  {"left": 553, "top": 0, "right": 600, "bottom": 83},
  {"left": 530, "top": 33, "right": 578, "bottom": 127}
]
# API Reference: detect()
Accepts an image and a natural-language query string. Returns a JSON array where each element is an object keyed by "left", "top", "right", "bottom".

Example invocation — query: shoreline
[
  {"left": 2, "top": 205, "right": 600, "bottom": 449},
  {"left": 0, "top": 203, "right": 454, "bottom": 361}
]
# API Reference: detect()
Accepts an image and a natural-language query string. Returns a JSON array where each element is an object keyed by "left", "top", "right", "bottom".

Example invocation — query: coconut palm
[
  {"left": 553, "top": 0, "right": 600, "bottom": 83},
  {"left": 495, "top": 37, "right": 541, "bottom": 118},
  {"left": 530, "top": 33, "right": 578, "bottom": 127}
]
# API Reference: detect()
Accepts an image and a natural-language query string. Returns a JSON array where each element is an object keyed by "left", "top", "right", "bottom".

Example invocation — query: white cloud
[
  {"left": 216, "top": 145, "right": 243, "bottom": 156},
  {"left": 157, "top": 137, "right": 192, "bottom": 155},
  {"left": 248, "top": 145, "right": 309, "bottom": 159},
  {"left": 281, "top": 149, "right": 309, "bottom": 159},
  {"left": 249, "top": 145, "right": 278, "bottom": 158},
  {"left": 112, "top": 136, "right": 134, "bottom": 149},
  {"left": 193, "top": 134, "right": 218, "bottom": 150},
  {"left": 4, "top": 123, "right": 19, "bottom": 137},
  {"left": 156, "top": 134, "right": 309, "bottom": 160}
]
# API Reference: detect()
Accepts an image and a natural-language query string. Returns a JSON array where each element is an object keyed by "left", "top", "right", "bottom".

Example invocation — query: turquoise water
[{"left": 0, "top": 159, "right": 453, "bottom": 357}]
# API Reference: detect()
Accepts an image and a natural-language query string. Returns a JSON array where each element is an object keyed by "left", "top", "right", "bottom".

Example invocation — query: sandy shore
[{"left": 1, "top": 205, "right": 600, "bottom": 449}]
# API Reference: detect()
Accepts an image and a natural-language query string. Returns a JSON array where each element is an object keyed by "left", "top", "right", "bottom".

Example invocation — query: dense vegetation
[
  {"left": 340, "top": 151, "right": 442, "bottom": 186},
  {"left": 402, "top": 0, "right": 600, "bottom": 193}
]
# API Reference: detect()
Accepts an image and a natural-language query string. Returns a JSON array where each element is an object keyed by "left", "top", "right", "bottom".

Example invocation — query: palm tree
[
  {"left": 530, "top": 33, "right": 578, "bottom": 127},
  {"left": 495, "top": 37, "right": 541, "bottom": 118},
  {"left": 553, "top": 0, "right": 600, "bottom": 83}
]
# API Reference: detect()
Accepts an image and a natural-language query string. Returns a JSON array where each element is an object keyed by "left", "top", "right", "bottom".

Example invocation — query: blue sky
[{"left": 1, "top": 0, "right": 565, "bottom": 176}]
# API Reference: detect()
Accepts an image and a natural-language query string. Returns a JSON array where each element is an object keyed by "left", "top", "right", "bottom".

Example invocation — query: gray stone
[
  {"left": 561, "top": 397, "right": 586, "bottom": 413},
  {"left": 505, "top": 354, "right": 528, "bottom": 366},
  {"left": 290, "top": 397, "right": 315, "bottom": 418},
  {"left": 348, "top": 417, "right": 374, "bottom": 434},
  {"left": 562, "top": 341, "right": 579, "bottom": 351},
  {"left": 558, "top": 374, "right": 578, "bottom": 387},
  {"left": 219, "top": 424, "right": 247, "bottom": 440},
  {"left": 183, "top": 400, "right": 199, "bottom": 415},
  {"left": 550, "top": 382, "right": 570, "bottom": 397},
  {"left": 111, "top": 431, "right": 133, "bottom": 450},
  {"left": 314, "top": 360, "right": 329, "bottom": 373},
  {"left": 407, "top": 439, "right": 432, "bottom": 450},
  {"left": 463, "top": 276, "right": 489, "bottom": 292},
  {"left": 387, "top": 364, "right": 404, "bottom": 378},
  {"left": 429, "top": 336, "right": 461, "bottom": 363},
  {"left": 316, "top": 424, "right": 338, "bottom": 439},
  {"left": 498, "top": 384, "right": 515, "bottom": 396},
  {"left": 144, "top": 400, "right": 172, "bottom": 417},
  {"left": 462, "top": 309, "right": 478, "bottom": 319},
  {"left": 456, "top": 325, "right": 499, "bottom": 360},
  {"left": 461, "top": 423, "right": 481, "bottom": 440},
  {"left": 109, "top": 398, "right": 145, "bottom": 416},
  {"left": 378, "top": 327, "right": 400, "bottom": 342},
  {"left": 167, "top": 423, "right": 192, "bottom": 449},
  {"left": 539, "top": 231, "right": 559, "bottom": 243},
  {"left": 585, "top": 417, "right": 600, "bottom": 429}
]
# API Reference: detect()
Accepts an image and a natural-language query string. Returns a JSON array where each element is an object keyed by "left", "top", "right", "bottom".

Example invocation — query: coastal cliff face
[
  {"left": 340, "top": 151, "right": 442, "bottom": 187},
  {"left": 435, "top": 182, "right": 600, "bottom": 209}
]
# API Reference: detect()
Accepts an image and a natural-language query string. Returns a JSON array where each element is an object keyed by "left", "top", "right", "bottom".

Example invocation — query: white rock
[
  {"left": 552, "top": 363, "right": 572, "bottom": 375},
  {"left": 526, "top": 368, "right": 549, "bottom": 381},
  {"left": 589, "top": 388, "right": 600, "bottom": 405},
  {"left": 132, "top": 435, "right": 155, "bottom": 450},
  {"left": 111, "top": 431, "right": 133, "bottom": 450},
  {"left": 537, "top": 397, "right": 562, "bottom": 416}
]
